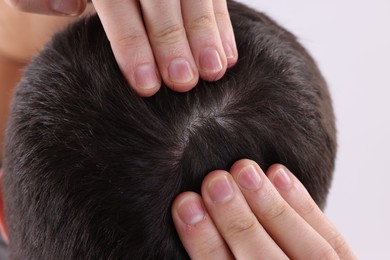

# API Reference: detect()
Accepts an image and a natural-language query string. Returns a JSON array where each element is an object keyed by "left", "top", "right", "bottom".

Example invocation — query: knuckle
[
  {"left": 188, "top": 14, "right": 214, "bottom": 32},
  {"left": 328, "top": 233, "right": 349, "bottom": 257},
  {"left": 214, "top": 11, "right": 230, "bottom": 22},
  {"left": 152, "top": 23, "right": 185, "bottom": 45},
  {"left": 299, "top": 199, "right": 317, "bottom": 218},
  {"left": 262, "top": 200, "right": 289, "bottom": 220},
  {"left": 114, "top": 33, "right": 148, "bottom": 49},
  {"left": 196, "top": 233, "right": 226, "bottom": 257},
  {"left": 317, "top": 246, "right": 339, "bottom": 260},
  {"left": 225, "top": 213, "right": 258, "bottom": 238}
]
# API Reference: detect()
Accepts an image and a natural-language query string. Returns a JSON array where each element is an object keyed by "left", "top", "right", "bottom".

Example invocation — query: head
[{"left": 1, "top": 1, "right": 336, "bottom": 259}]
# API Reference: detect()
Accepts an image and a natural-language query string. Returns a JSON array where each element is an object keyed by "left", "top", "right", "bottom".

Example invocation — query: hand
[
  {"left": 172, "top": 159, "right": 357, "bottom": 259},
  {"left": 5, "top": 0, "right": 238, "bottom": 96}
]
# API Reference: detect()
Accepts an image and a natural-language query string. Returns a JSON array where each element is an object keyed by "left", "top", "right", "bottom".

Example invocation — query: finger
[
  {"left": 212, "top": 0, "right": 238, "bottom": 67},
  {"left": 140, "top": 0, "right": 199, "bottom": 92},
  {"left": 181, "top": 0, "right": 227, "bottom": 81},
  {"left": 5, "top": 0, "right": 87, "bottom": 16},
  {"left": 92, "top": 0, "right": 161, "bottom": 96},
  {"left": 172, "top": 192, "right": 234, "bottom": 260},
  {"left": 201, "top": 170, "right": 288, "bottom": 259},
  {"left": 230, "top": 159, "right": 339, "bottom": 259},
  {"left": 267, "top": 164, "right": 358, "bottom": 259}
]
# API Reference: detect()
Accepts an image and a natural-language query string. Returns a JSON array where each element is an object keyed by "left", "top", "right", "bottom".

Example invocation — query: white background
[{"left": 240, "top": 0, "right": 390, "bottom": 259}]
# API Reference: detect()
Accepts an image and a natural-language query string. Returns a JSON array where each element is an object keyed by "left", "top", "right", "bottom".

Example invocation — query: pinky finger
[
  {"left": 172, "top": 192, "right": 234, "bottom": 260},
  {"left": 5, "top": 0, "right": 88, "bottom": 16},
  {"left": 213, "top": 0, "right": 238, "bottom": 67},
  {"left": 267, "top": 164, "right": 358, "bottom": 259}
]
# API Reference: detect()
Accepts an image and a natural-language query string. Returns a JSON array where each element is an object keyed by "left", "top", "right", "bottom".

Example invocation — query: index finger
[
  {"left": 92, "top": 0, "right": 161, "bottom": 96},
  {"left": 171, "top": 191, "right": 234, "bottom": 260}
]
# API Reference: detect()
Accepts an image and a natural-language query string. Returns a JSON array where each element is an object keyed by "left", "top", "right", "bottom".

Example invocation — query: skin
[
  {"left": 172, "top": 160, "right": 358, "bottom": 259},
  {"left": 4, "top": 0, "right": 238, "bottom": 96},
  {"left": 1, "top": 1, "right": 356, "bottom": 258},
  {"left": 0, "top": 162, "right": 357, "bottom": 259},
  {"left": 0, "top": 1, "right": 92, "bottom": 161},
  {"left": 0, "top": 0, "right": 237, "bottom": 159}
]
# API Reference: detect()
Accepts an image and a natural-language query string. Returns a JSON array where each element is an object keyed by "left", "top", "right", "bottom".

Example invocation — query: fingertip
[
  {"left": 199, "top": 66, "right": 227, "bottom": 82},
  {"left": 200, "top": 170, "right": 234, "bottom": 203},
  {"left": 172, "top": 192, "right": 206, "bottom": 227},
  {"left": 266, "top": 164, "right": 296, "bottom": 189},
  {"left": 116, "top": 56, "right": 161, "bottom": 97},
  {"left": 212, "top": 0, "right": 238, "bottom": 69},
  {"left": 266, "top": 164, "right": 317, "bottom": 210},
  {"left": 132, "top": 86, "right": 160, "bottom": 97},
  {"left": 7, "top": 0, "right": 87, "bottom": 16},
  {"left": 172, "top": 191, "right": 233, "bottom": 259},
  {"left": 121, "top": 71, "right": 160, "bottom": 97},
  {"left": 229, "top": 159, "right": 265, "bottom": 192},
  {"left": 50, "top": 0, "right": 86, "bottom": 16},
  {"left": 201, "top": 170, "right": 229, "bottom": 189},
  {"left": 227, "top": 58, "right": 237, "bottom": 69},
  {"left": 223, "top": 42, "right": 238, "bottom": 68},
  {"left": 271, "top": 167, "right": 293, "bottom": 191},
  {"left": 166, "top": 58, "right": 199, "bottom": 92},
  {"left": 172, "top": 191, "right": 199, "bottom": 215},
  {"left": 132, "top": 64, "right": 161, "bottom": 96},
  {"left": 166, "top": 79, "right": 198, "bottom": 93},
  {"left": 198, "top": 47, "right": 227, "bottom": 82},
  {"left": 4, "top": 0, "right": 15, "bottom": 8},
  {"left": 77, "top": 0, "right": 89, "bottom": 15},
  {"left": 229, "top": 159, "right": 262, "bottom": 176}
]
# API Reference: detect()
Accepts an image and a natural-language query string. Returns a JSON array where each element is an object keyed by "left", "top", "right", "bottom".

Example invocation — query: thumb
[{"left": 4, "top": 0, "right": 87, "bottom": 16}]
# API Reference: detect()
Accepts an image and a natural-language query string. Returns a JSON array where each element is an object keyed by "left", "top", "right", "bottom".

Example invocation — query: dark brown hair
[{"left": 3, "top": 1, "right": 336, "bottom": 259}]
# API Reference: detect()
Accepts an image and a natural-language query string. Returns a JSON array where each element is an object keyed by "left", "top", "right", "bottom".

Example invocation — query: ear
[{"left": 0, "top": 169, "right": 9, "bottom": 244}]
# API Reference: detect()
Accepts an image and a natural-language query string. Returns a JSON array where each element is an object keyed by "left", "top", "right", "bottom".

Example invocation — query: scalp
[{"left": 3, "top": 1, "right": 336, "bottom": 259}]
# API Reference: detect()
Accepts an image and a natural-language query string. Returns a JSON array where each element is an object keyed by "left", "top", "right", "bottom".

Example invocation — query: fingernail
[
  {"left": 207, "top": 175, "right": 234, "bottom": 203},
  {"left": 168, "top": 58, "right": 194, "bottom": 84},
  {"left": 177, "top": 196, "right": 205, "bottom": 225},
  {"left": 237, "top": 165, "right": 262, "bottom": 191},
  {"left": 50, "top": 0, "right": 81, "bottom": 16},
  {"left": 273, "top": 168, "right": 292, "bottom": 190},
  {"left": 135, "top": 64, "right": 160, "bottom": 90},
  {"left": 199, "top": 48, "right": 223, "bottom": 74},
  {"left": 223, "top": 43, "right": 236, "bottom": 67},
  {"left": 4, "top": 0, "right": 15, "bottom": 7}
]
